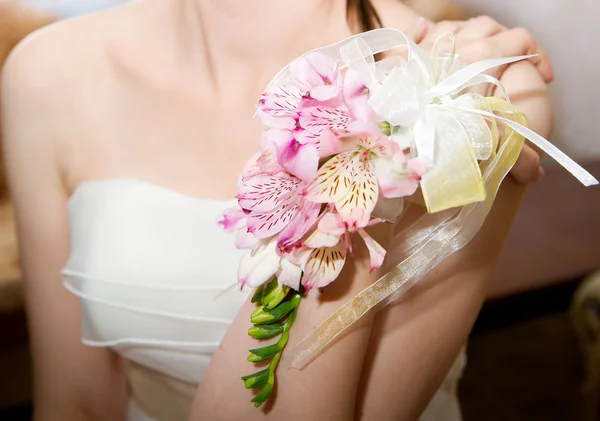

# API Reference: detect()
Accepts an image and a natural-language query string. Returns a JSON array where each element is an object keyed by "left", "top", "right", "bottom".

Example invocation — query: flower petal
[
  {"left": 317, "top": 128, "right": 346, "bottom": 158},
  {"left": 276, "top": 258, "right": 302, "bottom": 290},
  {"left": 303, "top": 223, "right": 342, "bottom": 248},
  {"left": 238, "top": 171, "right": 299, "bottom": 213},
  {"left": 235, "top": 228, "right": 259, "bottom": 250},
  {"left": 257, "top": 85, "right": 303, "bottom": 121},
  {"left": 318, "top": 212, "right": 346, "bottom": 236},
  {"left": 358, "top": 229, "right": 386, "bottom": 271},
  {"left": 238, "top": 240, "right": 280, "bottom": 288},
  {"left": 302, "top": 243, "right": 347, "bottom": 290},
  {"left": 246, "top": 201, "right": 300, "bottom": 239},
  {"left": 372, "top": 154, "right": 421, "bottom": 199},
  {"left": 306, "top": 151, "right": 355, "bottom": 203},
  {"left": 277, "top": 200, "right": 321, "bottom": 247},
  {"left": 270, "top": 130, "right": 319, "bottom": 182},
  {"left": 299, "top": 106, "right": 352, "bottom": 136},
  {"left": 335, "top": 158, "right": 378, "bottom": 227},
  {"left": 217, "top": 208, "right": 246, "bottom": 233}
]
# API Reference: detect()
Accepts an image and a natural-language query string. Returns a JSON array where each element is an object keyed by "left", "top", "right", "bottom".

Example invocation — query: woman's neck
[{"left": 148, "top": 0, "right": 349, "bottom": 105}]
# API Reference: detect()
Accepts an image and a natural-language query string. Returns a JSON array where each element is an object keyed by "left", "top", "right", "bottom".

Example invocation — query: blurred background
[{"left": 0, "top": 0, "right": 598, "bottom": 420}]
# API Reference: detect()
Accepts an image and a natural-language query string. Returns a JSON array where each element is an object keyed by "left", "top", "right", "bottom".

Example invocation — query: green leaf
[
  {"left": 261, "top": 279, "right": 279, "bottom": 306},
  {"left": 248, "top": 342, "right": 282, "bottom": 363},
  {"left": 248, "top": 324, "right": 284, "bottom": 340},
  {"left": 241, "top": 369, "right": 269, "bottom": 389},
  {"left": 262, "top": 294, "right": 301, "bottom": 320},
  {"left": 251, "top": 285, "right": 265, "bottom": 304},
  {"left": 251, "top": 381, "right": 274, "bottom": 407},
  {"left": 264, "top": 285, "right": 290, "bottom": 310},
  {"left": 250, "top": 307, "right": 279, "bottom": 325}
]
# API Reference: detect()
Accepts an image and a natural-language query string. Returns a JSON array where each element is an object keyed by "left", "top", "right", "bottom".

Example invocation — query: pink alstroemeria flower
[
  {"left": 237, "top": 153, "right": 321, "bottom": 244},
  {"left": 257, "top": 54, "right": 377, "bottom": 181},
  {"left": 307, "top": 133, "right": 425, "bottom": 229},
  {"left": 289, "top": 211, "right": 386, "bottom": 290}
]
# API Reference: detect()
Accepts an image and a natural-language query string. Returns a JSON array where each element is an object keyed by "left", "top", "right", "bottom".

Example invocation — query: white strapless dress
[{"left": 62, "top": 179, "right": 464, "bottom": 421}]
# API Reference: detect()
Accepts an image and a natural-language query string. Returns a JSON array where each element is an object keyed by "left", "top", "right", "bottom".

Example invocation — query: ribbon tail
[
  {"left": 440, "top": 105, "right": 599, "bottom": 187},
  {"left": 425, "top": 55, "right": 535, "bottom": 99}
]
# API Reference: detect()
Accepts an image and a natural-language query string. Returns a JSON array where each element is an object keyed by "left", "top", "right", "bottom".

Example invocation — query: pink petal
[
  {"left": 257, "top": 85, "right": 303, "bottom": 117},
  {"left": 299, "top": 106, "right": 352, "bottom": 136},
  {"left": 235, "top": 228, "right": 259, "bottom": 250},
  {"left": 276, "top": 258, "right": 302, "bottom": 290},
  {"left": 277, "top": 200, "right": 321, "bottom": 247},
  {"left": 343, "top": 69, "right": 373, "bottom": 122},
  {"left": 270, "top": 130, "right": 319, "bottom": 182},
  {"left": 301, "top": 244, "right": 347, "bottom": 290},
  {"left": 292, "top": 53, "right": 339, "bottom": 92},
  {"left": 238, "top": 240, "right": 280, "bottom": 289},
  {"left": 246, "top": 201, "right": 300, "bottom": 239},
  {"left": 407, "top": 157, "right": 427, "bottom": 177},
  {"left": 317, "top": 128, "right": 346, "bottom": 158},
  {"left": 237, "top": 171, "right": 299, "bottom": 213},
  {"left": 318, "top": 212, "right": 346, "bottom": 236},
  {"left": 358, "top": 229, "right": 386, "bottom": 272},
  {"left": 217, "top": 208, "right": 246, "bottom": 233},
  {"left": 256, "top": 110, "right": 296, "bottom": 130},
  {"left": 372, "top": 155, "right": 420, "bottom": 199},
  {"left": 310, "top": 84, "right": 340, "bottom": 101}
]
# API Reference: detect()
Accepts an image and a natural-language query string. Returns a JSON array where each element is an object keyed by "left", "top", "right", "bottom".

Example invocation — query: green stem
[{"left": 245, "top": 293, "right": 301, "bottom": 407}]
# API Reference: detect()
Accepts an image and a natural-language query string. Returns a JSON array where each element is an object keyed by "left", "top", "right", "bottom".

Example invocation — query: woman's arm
[
  {"left": 1, "top": 36, "right": 127, "bottom": 421},
  {"left": 356, "top": 18, "right": 553, "bottom": 420}
]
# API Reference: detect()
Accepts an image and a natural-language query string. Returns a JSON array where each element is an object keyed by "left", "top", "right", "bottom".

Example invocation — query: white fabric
[
  {"left": 63, "top": 179, "right": 463, "bottom": 421},
  {"left": 17, "top": 0, "right": 127, "bottom": 17}
]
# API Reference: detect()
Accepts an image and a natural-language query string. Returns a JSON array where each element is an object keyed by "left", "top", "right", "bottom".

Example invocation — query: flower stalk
[{"left": 242, "top": 278, "right": 302, "bottom": 407}]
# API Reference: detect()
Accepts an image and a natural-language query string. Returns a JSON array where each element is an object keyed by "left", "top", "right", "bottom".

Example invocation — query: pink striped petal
[
  {"left": 237, "top": 172, "right": 299, "bottom": 212},
  {"left": 246, "top": 202, "right": 300, "bottom": 239},
  {"left": 277, "top": 201, "right": 321, "bottom": 247},
  {"left": 257, "top": 85, "right": 302, "bottom": 116},
  {"left": 302, "top": 244, "right": 347, "bottom": 290},
  {"left": 358, "top": 229, "right": 386, "bottom": 272},
  {"left": 299, "top": 106, "right": 352, "bottom": 135}
]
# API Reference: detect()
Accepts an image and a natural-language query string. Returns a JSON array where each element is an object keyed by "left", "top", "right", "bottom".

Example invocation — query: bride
[{"left": 1, "top": 0, "right": 551, "bottom": 420}]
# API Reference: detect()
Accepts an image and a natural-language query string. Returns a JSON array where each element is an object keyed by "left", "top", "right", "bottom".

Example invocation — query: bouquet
[{"left": 218, "top": 29, "right": 598, "bottom": 407}]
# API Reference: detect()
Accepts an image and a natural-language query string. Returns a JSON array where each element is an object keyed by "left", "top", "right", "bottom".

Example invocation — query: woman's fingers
[
  {"left": 510, "top": 144, "right": 543, "bottom": 184},
  {"left": 404, "top": 17, "right": 430, "bottom": 44},
  {"left": 456, "top": 15, "right": 505, "bottom": 40},
  {"left": 488, "top": 28, "right": 554, "bottom": 83}
]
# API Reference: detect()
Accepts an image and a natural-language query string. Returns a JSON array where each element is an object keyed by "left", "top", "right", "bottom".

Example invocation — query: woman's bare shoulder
[{"left": 2, "top": 5, "right": 133, "bottom": 109}]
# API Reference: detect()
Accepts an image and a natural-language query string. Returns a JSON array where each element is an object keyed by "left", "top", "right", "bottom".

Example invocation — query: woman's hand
[{"left": 408, "top": 16, "right": 553, "bottom": 184}]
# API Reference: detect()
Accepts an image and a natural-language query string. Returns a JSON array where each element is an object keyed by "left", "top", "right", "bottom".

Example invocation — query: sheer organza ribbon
[{"left": 265, "top": 29, "right": 598, "bottom": 369}]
